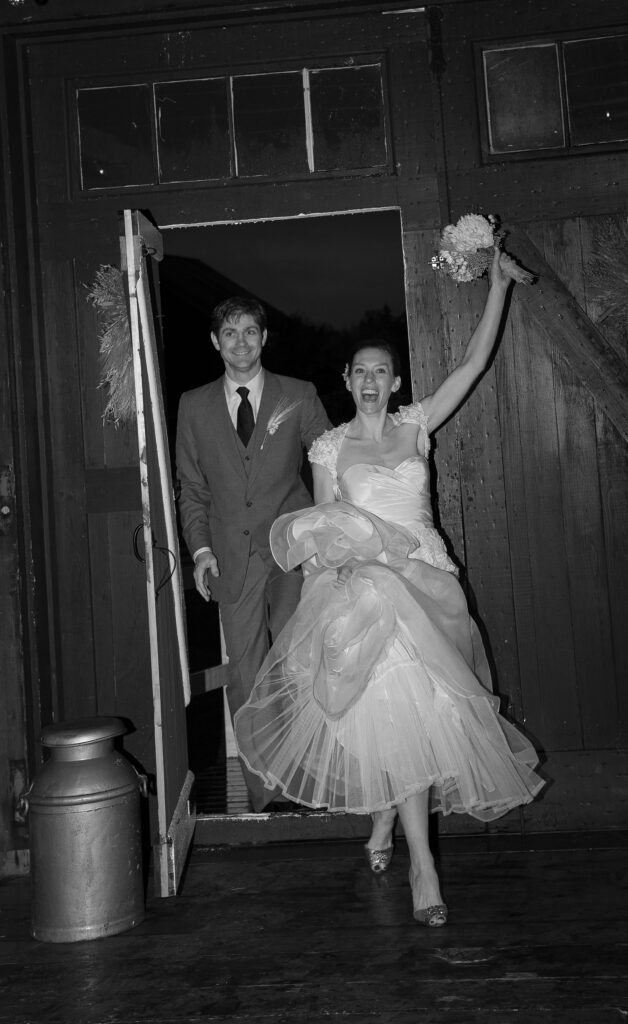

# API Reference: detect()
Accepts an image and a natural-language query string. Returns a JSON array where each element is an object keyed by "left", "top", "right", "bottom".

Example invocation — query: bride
[{"left": 234, "top": 248, "right": 544, "bottom": 926}]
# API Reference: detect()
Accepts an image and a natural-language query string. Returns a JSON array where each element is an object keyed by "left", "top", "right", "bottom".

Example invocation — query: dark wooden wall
[
  {"left": 423, "top": 0, "right": 628, "bottom": 831},
  {"left": 1, "top": 0, "right": 627, "bottom": 862},
  {"left": 412, "top": 216, "right": 628, "bottom": 834}
]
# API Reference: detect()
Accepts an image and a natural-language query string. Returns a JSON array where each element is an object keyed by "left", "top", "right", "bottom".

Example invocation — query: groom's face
[{"left": 211, "top": 313, "right": 267, "bottom": 381}]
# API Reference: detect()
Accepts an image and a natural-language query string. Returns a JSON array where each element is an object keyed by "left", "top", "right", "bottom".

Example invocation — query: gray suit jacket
[{"left": 176, "top": 370, "right": 330, "bottom": 604}]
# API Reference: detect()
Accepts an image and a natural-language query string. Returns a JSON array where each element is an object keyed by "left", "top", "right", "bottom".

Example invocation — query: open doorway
[{"left": 159, "top": 209, "right": 409, "bottom": 814}]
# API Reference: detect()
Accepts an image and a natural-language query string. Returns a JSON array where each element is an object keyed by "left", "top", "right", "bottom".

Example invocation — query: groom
[{"left": 176, "top": 295, "right": 330, "bottom": 810}]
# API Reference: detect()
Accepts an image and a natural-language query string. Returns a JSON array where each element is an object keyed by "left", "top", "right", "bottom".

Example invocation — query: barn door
[{"left": 121, "top": 209, "right": 195, "bottom": 896}]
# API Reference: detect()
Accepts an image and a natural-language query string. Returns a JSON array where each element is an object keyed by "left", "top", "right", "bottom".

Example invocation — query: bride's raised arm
[{"left": 420, "top": 248, "right": 520, "bottom": 434}]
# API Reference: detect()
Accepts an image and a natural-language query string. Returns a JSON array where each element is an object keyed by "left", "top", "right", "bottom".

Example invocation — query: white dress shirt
[{"left": 223, "top": 367, "right": 264, "bottom": 428}]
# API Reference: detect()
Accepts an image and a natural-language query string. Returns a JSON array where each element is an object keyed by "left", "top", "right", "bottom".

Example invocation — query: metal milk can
[{"left": 26, "top": 716, "right": 147, "bottom": 942}]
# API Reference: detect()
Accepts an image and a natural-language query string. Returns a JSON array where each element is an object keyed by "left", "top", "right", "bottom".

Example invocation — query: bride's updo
[{"left": 344, "top": 338, "right": 402, "bottom": 377}]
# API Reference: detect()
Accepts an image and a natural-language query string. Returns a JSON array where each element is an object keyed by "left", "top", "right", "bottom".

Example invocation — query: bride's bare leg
[
  {"left": 363, "top": 807, "right": 397, "bottom": 873},
  {"left": 365, "top": 808, "right": 397, "bottom": 851},
  {"left": 397, "top": 789, "right": 446, "bottom": 923}
]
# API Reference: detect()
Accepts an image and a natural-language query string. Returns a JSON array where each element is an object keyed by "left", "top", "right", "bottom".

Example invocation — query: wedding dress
[{"left": 234, "top": 405, "right": 544, "bottom": 818}]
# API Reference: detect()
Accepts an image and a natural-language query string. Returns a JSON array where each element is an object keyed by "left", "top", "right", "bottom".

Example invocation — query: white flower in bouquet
[{"left": 440, "top": 213, "right": 496, "bottom": 253}]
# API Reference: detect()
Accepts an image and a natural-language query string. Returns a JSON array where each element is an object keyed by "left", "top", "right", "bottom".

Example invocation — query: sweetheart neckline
[{"left": 338, "top": 456, "right": 426, "bottom": 483}]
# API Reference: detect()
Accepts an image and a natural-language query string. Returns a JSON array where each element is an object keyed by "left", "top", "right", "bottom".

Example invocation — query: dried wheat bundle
[{"left": 86, "top": 265, "right": 136, "bottom": 426}]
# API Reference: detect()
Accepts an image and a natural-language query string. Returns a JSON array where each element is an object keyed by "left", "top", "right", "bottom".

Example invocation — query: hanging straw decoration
[
  {"left": 588, "top": 218, "right": 628, "bottom": 331},
  {"left": 86, "top": 264, "right": 136, "bottom": 426}
]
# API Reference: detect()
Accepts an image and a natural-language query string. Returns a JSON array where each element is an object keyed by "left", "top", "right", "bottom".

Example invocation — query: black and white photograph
[{"left": 0, "top": 1, "right": 627, "bottom": 1022}]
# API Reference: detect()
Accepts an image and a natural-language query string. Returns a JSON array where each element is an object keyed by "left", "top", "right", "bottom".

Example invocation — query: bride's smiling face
[{"left": 347, "top": 346, "right": 401, "bottom": 413}]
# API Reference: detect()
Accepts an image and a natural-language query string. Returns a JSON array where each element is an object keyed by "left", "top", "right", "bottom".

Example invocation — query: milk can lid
[{"left": 41, "top": 716, "right": 127, "bottom": 747}]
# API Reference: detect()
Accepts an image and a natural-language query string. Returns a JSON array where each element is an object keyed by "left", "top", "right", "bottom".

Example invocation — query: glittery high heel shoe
[
  {"left": 409, "top": 869, "right": 448, "bottom": 927},
  {"left": 414, "top": 903, "right": 448, "bottom": 927},
  {"left": 363, "top": 844, "right": 394, "bottom": 874}
]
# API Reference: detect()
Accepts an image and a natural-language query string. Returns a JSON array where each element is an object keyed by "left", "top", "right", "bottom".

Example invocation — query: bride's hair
[{"left": 346, "top": 338, "right": 402, "bottom": 377}]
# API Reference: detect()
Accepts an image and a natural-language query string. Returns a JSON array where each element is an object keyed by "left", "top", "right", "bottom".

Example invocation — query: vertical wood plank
[
  {"left": 582, "top": 216, "right": 628, "bottom": 371},
  {"left": 79, "top": 285, "right": 108, "bottom": 471},
  {"left": 499, "top": 294, "right": 581, "bottom": 749},
  {"left": 580, "top": 216, "right": 628, "bottom": 748},
  {"left": 594, "top": 414, "right": 628, "bottom": 747},
  {"left": 0, "top": 293, "right": 27, "bottom": 855},
  {"left": 42, "top": 260, "right": 97, "bottom": 718},
  {"left": 441, "top": 277, "right": 523, "bottom": 727},
  {"left": 494, "top": 316, "right": 541, "bottom": 745},
  {"left": 542, "top": 219, "right": 618, "bottom": 748},
  {"left": 553, "top": 362, "right": 618, "bottom": 746},
  {"left": 581, "top": 214, "right": 628, "bottom": 745},
  {"left": 87, "top": 513, "right": 116, "bottom": 715}
]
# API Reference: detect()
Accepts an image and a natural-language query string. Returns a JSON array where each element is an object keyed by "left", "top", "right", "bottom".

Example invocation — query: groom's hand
[
  {"left": 336, "top": 558, "right": 359, "bottom": 586},
  {"left": 193, "top": 550, "right": 220, "bottom": 602}
]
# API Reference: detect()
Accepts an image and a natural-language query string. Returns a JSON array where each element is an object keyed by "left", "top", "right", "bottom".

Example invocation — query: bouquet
[{"left": 431, "top": 213, "right": 534, "bottom": 284}]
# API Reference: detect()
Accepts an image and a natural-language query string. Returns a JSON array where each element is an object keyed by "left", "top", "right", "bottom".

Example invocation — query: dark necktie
[{"left": 236, "top": 386, "right": 255, "bottom": 447}]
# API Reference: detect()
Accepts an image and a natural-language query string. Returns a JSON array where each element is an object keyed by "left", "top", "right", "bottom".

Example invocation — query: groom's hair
[
  {"left": 211, "top": 295, "right": 267, "bottom": 334},
  {"left": 346, "top": 338, "right": 402, "bottom": 377}
]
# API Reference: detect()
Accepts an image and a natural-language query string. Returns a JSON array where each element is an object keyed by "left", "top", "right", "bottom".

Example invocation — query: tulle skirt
[{"left": 234, "top": 502, "right": 544, "bottom": 819}]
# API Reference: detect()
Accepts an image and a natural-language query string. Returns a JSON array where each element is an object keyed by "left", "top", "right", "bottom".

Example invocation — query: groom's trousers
[{"left": 219, "top": 550, "right": 304, "bottom": 811}]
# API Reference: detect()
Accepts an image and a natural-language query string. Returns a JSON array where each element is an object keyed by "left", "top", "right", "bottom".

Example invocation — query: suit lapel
[{"left": 247, "top": 372, "right": 283, "bottom": 488}]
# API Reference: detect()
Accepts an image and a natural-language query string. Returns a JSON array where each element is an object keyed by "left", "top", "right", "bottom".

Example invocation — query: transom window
[{"left": 76, "top": 61, "right": 389, "bottom": 191}]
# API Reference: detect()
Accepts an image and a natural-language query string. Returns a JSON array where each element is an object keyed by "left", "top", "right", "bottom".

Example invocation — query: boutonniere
[{"left": 260, "top": 397, "right": 302, "bottom": 449}]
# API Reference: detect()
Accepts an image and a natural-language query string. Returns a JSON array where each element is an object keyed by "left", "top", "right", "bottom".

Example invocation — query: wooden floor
[{"left": 1, "top": 832, "right": 627, "bottom": 1024}]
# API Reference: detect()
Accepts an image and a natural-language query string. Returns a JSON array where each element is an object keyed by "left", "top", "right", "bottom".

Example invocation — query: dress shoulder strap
[
  {"left": 390, "top": 401, "right": 431, "bottom": 458},
  {"left": 308, "top": 423, "right": 350, "bottom": 491}
]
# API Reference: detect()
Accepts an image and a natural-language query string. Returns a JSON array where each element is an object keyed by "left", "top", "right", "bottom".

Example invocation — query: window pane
[
  {"left": 565, "top": 35, "right": 628, "bottom": 146},
  {"left": 77, "top": 85, "right": 154, "bottom": 189},
  {"left": 483, "top": 45, "right": 564, "bottom": 153},
  {"left": 233, "top": 72, "right": 307, "bottom": 177},
  {"left": 155, "top": 78, "right": 231, "bottom": 182},
  {"left": 310, "top": 65, "right": 387, "bottom": 171}
]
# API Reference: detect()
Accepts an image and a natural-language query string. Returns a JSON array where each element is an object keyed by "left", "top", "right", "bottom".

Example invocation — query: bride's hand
[{"left": 490, "top": 245, "right": 535, "bottom": 288}]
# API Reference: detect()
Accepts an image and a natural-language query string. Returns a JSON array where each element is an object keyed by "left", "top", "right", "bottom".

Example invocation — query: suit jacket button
[
  {"left": 246, "top": 500, "right": 252, "bottom": 507},
  {"left": 243, "top": 529, "right": 250, "bottom": 535},
  {"left": 244, "top": 456, "right": 251, "bottom": 462}
]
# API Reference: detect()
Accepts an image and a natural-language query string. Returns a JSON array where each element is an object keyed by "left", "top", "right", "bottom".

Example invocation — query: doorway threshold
[{"left": 193, "top": 757, "right": 371, "bottom": 845}]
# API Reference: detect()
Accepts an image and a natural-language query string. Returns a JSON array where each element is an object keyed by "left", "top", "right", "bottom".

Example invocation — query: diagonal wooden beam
[{"left": 505, "top": 225, "right": 628, "bottom": 443}]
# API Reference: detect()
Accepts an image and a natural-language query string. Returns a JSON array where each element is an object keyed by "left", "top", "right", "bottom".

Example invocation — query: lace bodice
[
  {"left": 308, "top": 405, "right": 455, "bottom": 573},
  {"left": 309, "top": 402, "right": 431, "bottom": 495}
]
